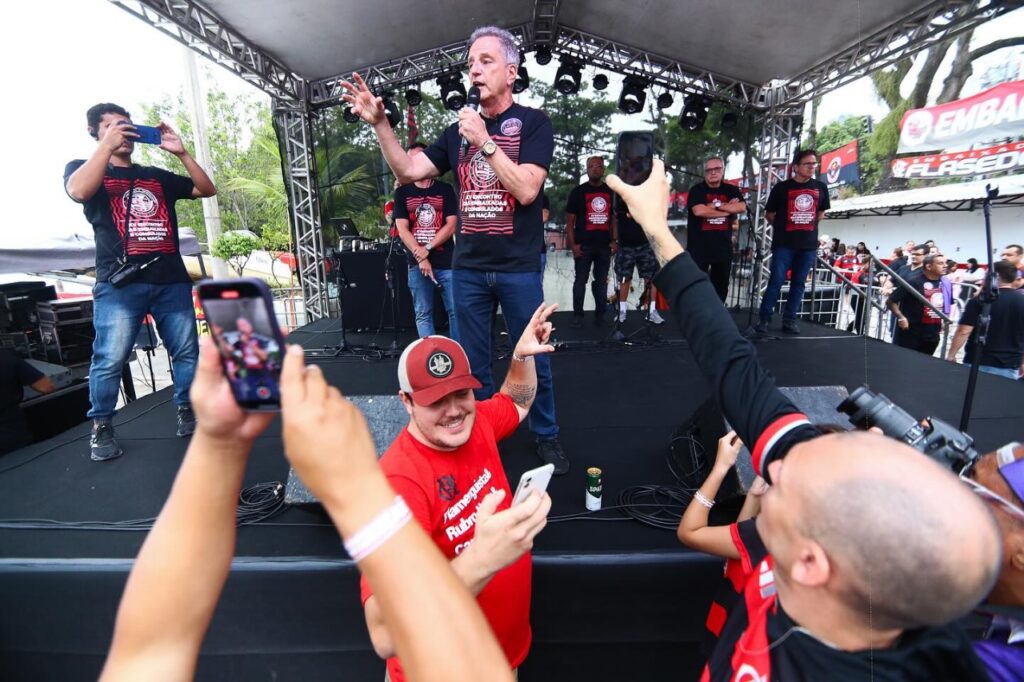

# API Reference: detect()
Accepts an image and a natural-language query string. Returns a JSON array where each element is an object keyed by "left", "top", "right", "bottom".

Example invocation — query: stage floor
[{"left": 1, "top": 310, "right": 1021, "bottom": 680}]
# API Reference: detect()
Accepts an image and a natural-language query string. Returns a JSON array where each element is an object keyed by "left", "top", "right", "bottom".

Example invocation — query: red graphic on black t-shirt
[
  {"left": 583, "top": 192, "right": 611, "bottom": 232},
  {"left": 920, "top": 281, "right": 944, "bottom": 325},
  {"left": 458, "top": 136, "right": 520, "bottom": 235},
  {"left": 784, "top": 188, "right": 820, "bottom": 232},
  {"left": 700, "top": 192, "right": 732, "bottom": 232},
  {"left": 406, "top": 195, "right": 446, "bottom": 248},
  {"left": 104, "top": 177, "right": 177, "bottom": 255}
]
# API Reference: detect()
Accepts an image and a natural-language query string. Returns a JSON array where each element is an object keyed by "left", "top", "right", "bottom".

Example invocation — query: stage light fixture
[
  {"left": 343, "top": 106, "right": 360, "bottom": 124},
  {"left": 680, "top": 95, "right": 711, "bottom": 132},
  {"left": 534, "top": 45, "right": 552, "bottom": 65},
  {"left": 437, "top": 74, "right": 467, "bottom": 111},
  {"left": 554, "top": 58, "right": 582, "bottom": 96},
  {"left": 405, "top": 87, "right": 422, "bottom": 107},
  {"left": 593, "top": 74, "right": 609, "bottom": 91},
  {"left": 656, "top": 92, "right": 674, "bottom": 110},
  {"left": 382, "top": 93, "right": 401, "bottom": 128},
  {"left": 618, "top": 76, "right": 648, "bottom": 115},
  {"left": 513, "top": 65, "right": 530, "bottom": 94},
  {"left": 721, "top": 111, "right": 738, "bottom": 130}
]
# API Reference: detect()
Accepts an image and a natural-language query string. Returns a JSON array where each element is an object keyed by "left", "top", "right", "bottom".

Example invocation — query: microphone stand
[{"left": 959, "top": 184, "right": 1000, "bottom": 432}]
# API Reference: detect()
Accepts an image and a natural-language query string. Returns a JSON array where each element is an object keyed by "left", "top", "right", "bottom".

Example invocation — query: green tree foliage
[
  {"left": 535, "top": 82, "right": 618, "bottom": 223},
  {"left": 210, "top": 230, "right": 260, "bottom": 276}
]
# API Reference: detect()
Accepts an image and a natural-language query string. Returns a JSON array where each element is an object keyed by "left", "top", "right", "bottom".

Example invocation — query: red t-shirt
[{"left": 359, "top": 394, "right": 529, "bottom": 681}]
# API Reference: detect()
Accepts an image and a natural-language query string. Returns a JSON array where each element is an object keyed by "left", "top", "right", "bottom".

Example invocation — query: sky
[{"left": 1, "top": 0, "right": 1020, "bottom": 242}]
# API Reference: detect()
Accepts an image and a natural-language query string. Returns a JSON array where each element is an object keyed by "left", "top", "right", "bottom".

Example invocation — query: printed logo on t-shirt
[
  {"left": 104, "top": 177, "right": 177, "bottom": 255},
  {"left": 785, "top": 188, "right": 820, "bottom": 232},
  {"left": 408, "top": 195, "right": 445, "bottom": 246},
  {"left": 458, "top": 135, "right": 520, "bottom": 236},
  {"left": 500, "top": 118, "right": 523, "bottom": 136},
  {"left": 437, "top": 474, "right": 459, "bottom": 501},
  {"left": 584, "top": 192, "right": 611, "bottom": 232},
  {"left": 921, "top": 281, "right": 944, "bottom": 324},
  {"left": 701, "top": 192, "right": 731, "bottom": 231},
  {"left": 427, "top": 351, "right": 453, "bottom": 377}
]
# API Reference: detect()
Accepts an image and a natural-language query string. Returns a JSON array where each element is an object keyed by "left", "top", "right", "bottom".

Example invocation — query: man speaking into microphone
[{"left": 341, "top": 26, "right": 568, "bottom": 474}]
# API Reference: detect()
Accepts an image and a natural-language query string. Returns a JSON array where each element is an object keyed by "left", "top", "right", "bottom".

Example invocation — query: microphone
[{"left": 460, "top": 86, "right": 481, "bottom": 157}]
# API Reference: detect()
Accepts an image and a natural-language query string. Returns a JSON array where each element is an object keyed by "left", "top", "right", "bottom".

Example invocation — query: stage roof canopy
[{"left": 827, "top": 174, "right": 1024, "bottom": 216}]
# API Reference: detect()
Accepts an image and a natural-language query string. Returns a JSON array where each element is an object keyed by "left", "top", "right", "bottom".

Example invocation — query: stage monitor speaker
[
  {"left": 673, "top": 385, "right": 851, "bottom": 494},
  {"left": 335, "top": 251, "right": 448, "bottom": 333},
  {"left": 285, "top": 394, "right": 407, "bottom": 505},
  {"left": 331, "top": 217, "right": 360, "bottom": 239}
]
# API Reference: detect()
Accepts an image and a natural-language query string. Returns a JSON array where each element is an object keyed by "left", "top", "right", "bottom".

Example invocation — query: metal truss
[
  {"left": 532, "top": 0, "right": 561, "bottom": 45},
  {"left": 275, "top": 104, "right": 328, "bottom": 320},
  {"left": 777, "top": 0, "right": 1015, "bottom": 107},
  {"left": 309, "top": 24, "right": 535, "bottom": 106},
  {"left": 108, "top": 0, "right": 303, "bottom": 102},
  {"left": 751, "top": 112, "right": 803, "bottom": 306}
]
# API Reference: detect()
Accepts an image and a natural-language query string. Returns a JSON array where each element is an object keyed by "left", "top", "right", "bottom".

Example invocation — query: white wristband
[
  {"left": 343, "top": 495, "right": 413, "bottom": 562},
  {"left": 694, "top": 491, "right": 715, "bottom": 509}
]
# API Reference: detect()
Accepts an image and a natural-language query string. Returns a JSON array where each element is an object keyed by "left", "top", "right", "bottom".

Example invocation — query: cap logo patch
[{"left": 427, "top": 351, "right": 454, "bottom": 377}]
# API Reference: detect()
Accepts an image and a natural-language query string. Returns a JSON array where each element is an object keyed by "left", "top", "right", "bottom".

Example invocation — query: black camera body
[{"left": 837, "top": 386, "right": 978, "bottom": 470}]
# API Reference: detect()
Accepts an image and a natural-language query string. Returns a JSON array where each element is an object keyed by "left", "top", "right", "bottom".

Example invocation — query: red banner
[
  {"left": 898, "top": 79, "right": 1024, "bottom": 153},
  {"left": 818, "top": 140, "right": 860, "bottom": 189},
  {"left": 891, "top": 141, "right": 1024, "bottom": 179}
]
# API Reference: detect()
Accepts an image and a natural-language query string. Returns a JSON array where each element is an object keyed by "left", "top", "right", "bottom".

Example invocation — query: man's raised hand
[
  {"left": 339, "top": 72, "right": 386, "bottom": 126},
  {"left": 513, "top": 303, "right": 558, "bottom": 358}
]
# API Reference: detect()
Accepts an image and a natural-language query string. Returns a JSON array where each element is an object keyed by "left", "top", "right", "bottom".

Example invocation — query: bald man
[{"left": 608, "top": 162, "right": 1001, "bottom": 680}]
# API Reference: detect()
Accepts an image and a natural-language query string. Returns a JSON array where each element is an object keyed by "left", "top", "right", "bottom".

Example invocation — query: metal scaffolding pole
[{"left": 275, "top": 103, "right": 328, "bottom": 321}]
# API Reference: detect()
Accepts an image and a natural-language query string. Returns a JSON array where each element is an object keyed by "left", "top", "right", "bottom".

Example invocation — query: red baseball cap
[{"left": 398, "top": 336, "right": 481, "bottom": 406}]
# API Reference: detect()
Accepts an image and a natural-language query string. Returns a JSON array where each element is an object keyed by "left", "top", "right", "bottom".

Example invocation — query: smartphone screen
[
  {"left": 616, "top": 131, "right": 654, "bottom": 186},
  {"left": 198, "top": 279, "right": 285, "bottom": 411}
]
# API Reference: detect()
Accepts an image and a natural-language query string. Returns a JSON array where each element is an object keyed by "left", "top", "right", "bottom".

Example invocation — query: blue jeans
[
  {"left": 89, "top": 281, "right": 199, "bottom": 420},
  {"left": 759, "top": 247, "right": 816, "bottom": 323},
  {"left": 979, "top": 365, "right": 1020, "bottom": 380},
  {"left": 407, "top": 267, "right": 457, "bottom": 339},
  {"left": 452, "top": 268, "right": 558, "bottom": 440}
]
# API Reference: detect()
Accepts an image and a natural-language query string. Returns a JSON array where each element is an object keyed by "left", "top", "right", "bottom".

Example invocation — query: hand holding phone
[
  {"left": 512, "top": 463, "right": 555, "bottom": 506},
  {"left": 117, "top": 120, "right": 162, "bottom": 145},
  {"left": 198, "top": 278, "right": 286, "bottom": 411}
]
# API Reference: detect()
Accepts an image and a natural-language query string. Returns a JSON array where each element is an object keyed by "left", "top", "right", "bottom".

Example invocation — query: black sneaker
[
  {"left": 176, "top": 406, "right": 196, "bottom": 437},
  {"left": 536, "top": 439, "right": 569, "bottom": 475},
  {"left": 781, "top": 319, "right": 801, "bottom": 335},
  {"left": 90, "top": 422, "right": 123, "bottom": 462},
  {"left": 752, "top": 320, "right": 769, "bottom": 335}
]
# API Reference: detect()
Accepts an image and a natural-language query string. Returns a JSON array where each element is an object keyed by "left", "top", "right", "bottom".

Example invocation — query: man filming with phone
[
  {"left": 360, "top": 304, "right": 556, "bottom": 682},
  {"left": 65, "top": 103, "right": 216, "bottom": 462}
]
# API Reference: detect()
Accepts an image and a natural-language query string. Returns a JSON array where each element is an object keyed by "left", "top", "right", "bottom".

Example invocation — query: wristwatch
[
  {"left": 481, "top": 139, "right": 498, "bottom": 157},
  {"left": 713, "top": 199, "right": 722, "bottom": 209}
]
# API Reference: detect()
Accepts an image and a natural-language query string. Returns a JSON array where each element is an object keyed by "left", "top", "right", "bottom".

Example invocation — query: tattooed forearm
[{"left": 503, "top": 382, "right": 536, "bottom": 408}]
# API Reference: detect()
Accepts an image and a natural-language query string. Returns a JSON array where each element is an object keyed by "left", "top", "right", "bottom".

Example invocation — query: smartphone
[
  {"left": 616, "top": 131, "right": 655, "bottom": 186},
  {"left": 198, "top": 278, "right": 286, "bottom": 411},
  {"left": 512, "top": 463, "right": 555, "bottom": 506},
  {"left": 117, "top": 120, "right": 162, "bottom": 145}
]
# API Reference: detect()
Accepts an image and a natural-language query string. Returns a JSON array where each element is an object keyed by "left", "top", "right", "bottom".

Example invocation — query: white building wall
[{"left": 823, "top": 204, "right": 1024, "bottom": 261}]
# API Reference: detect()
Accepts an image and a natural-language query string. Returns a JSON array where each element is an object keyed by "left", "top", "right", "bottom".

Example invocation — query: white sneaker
[{"left": 649, "top": 309, "right": 665, "bottom": 325}]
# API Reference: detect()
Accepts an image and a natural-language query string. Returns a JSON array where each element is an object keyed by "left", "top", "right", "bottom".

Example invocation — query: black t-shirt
[
  {"left": 616, "top": 206, "right": 647, "bottom": 248},
  {"left": 959, "top": 291, "right": 1024, "bottom": 369},
  {"left": 686, "top": 181, "right": 743, "bottom": 263},
  {"left": 0, "top": 350, "right": 44, "bottom": 453},
  {"left": 889, "top": 257, "right": 908, "bottom": 274},
  {"left": 63, "top": 161, "right": 196, "bottom": 283},
  {"left": 764, "top": 178, "right": 830, "bottom": 251},
  {"left": 393, "top": 180, "right": 458, "bottom": 270},
  {"left": 424, "top": 102, "right": 554, "bottom": 272},
  {"left": 565, "top": 182, "right": 614, "bottom": 246},
  {"left": 891, "top": 271, "right": 946, "bottom": 336}
]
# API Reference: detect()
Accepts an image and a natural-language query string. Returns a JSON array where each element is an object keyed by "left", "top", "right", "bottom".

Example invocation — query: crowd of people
[{"left": 56, "top": 22, "right": 1024, "bottom": 682}]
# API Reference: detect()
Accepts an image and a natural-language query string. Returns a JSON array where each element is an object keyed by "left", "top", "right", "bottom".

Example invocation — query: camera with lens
[{"left": 837, "top": 386, "right": 978, "bottom": 469}]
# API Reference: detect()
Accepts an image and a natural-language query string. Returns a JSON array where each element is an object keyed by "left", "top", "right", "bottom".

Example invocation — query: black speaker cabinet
[{"left": 335, "top": 251, "right": 448, "bottom": 333}]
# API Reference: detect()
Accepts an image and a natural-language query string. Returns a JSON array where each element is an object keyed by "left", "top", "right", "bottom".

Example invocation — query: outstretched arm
[
  {"left": 677, "top": 431, "right": 743, "bottom": 559},
  {"left": 607, "top": 163, "right": 817, "bottom": 482},
  {"left": 500, "top": 303, "right": 557, "bottom": 421},
  {"left": 100, "top": 338, "right": 274, "bottom": 682}
]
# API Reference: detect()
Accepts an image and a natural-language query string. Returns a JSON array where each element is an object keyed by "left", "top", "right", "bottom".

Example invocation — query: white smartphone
[{"left": 512, "top": 463, "right": 555, "bottom": 506}]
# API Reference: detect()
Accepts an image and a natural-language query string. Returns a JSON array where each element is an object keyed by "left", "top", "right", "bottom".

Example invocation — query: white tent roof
[{"left": 827, "top": 174, "right": 1024, "bottom": 216}]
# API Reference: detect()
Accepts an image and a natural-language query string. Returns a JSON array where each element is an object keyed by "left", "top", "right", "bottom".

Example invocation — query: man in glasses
[
  {"left": 685, "top": 157, "right": 745, "bottom": 302},
  {"left": 961, "top": 442, "right": 1024, "bottom": 678},
  {"left": 754, "top": 149, "right": 830, "bottom": 335}
]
